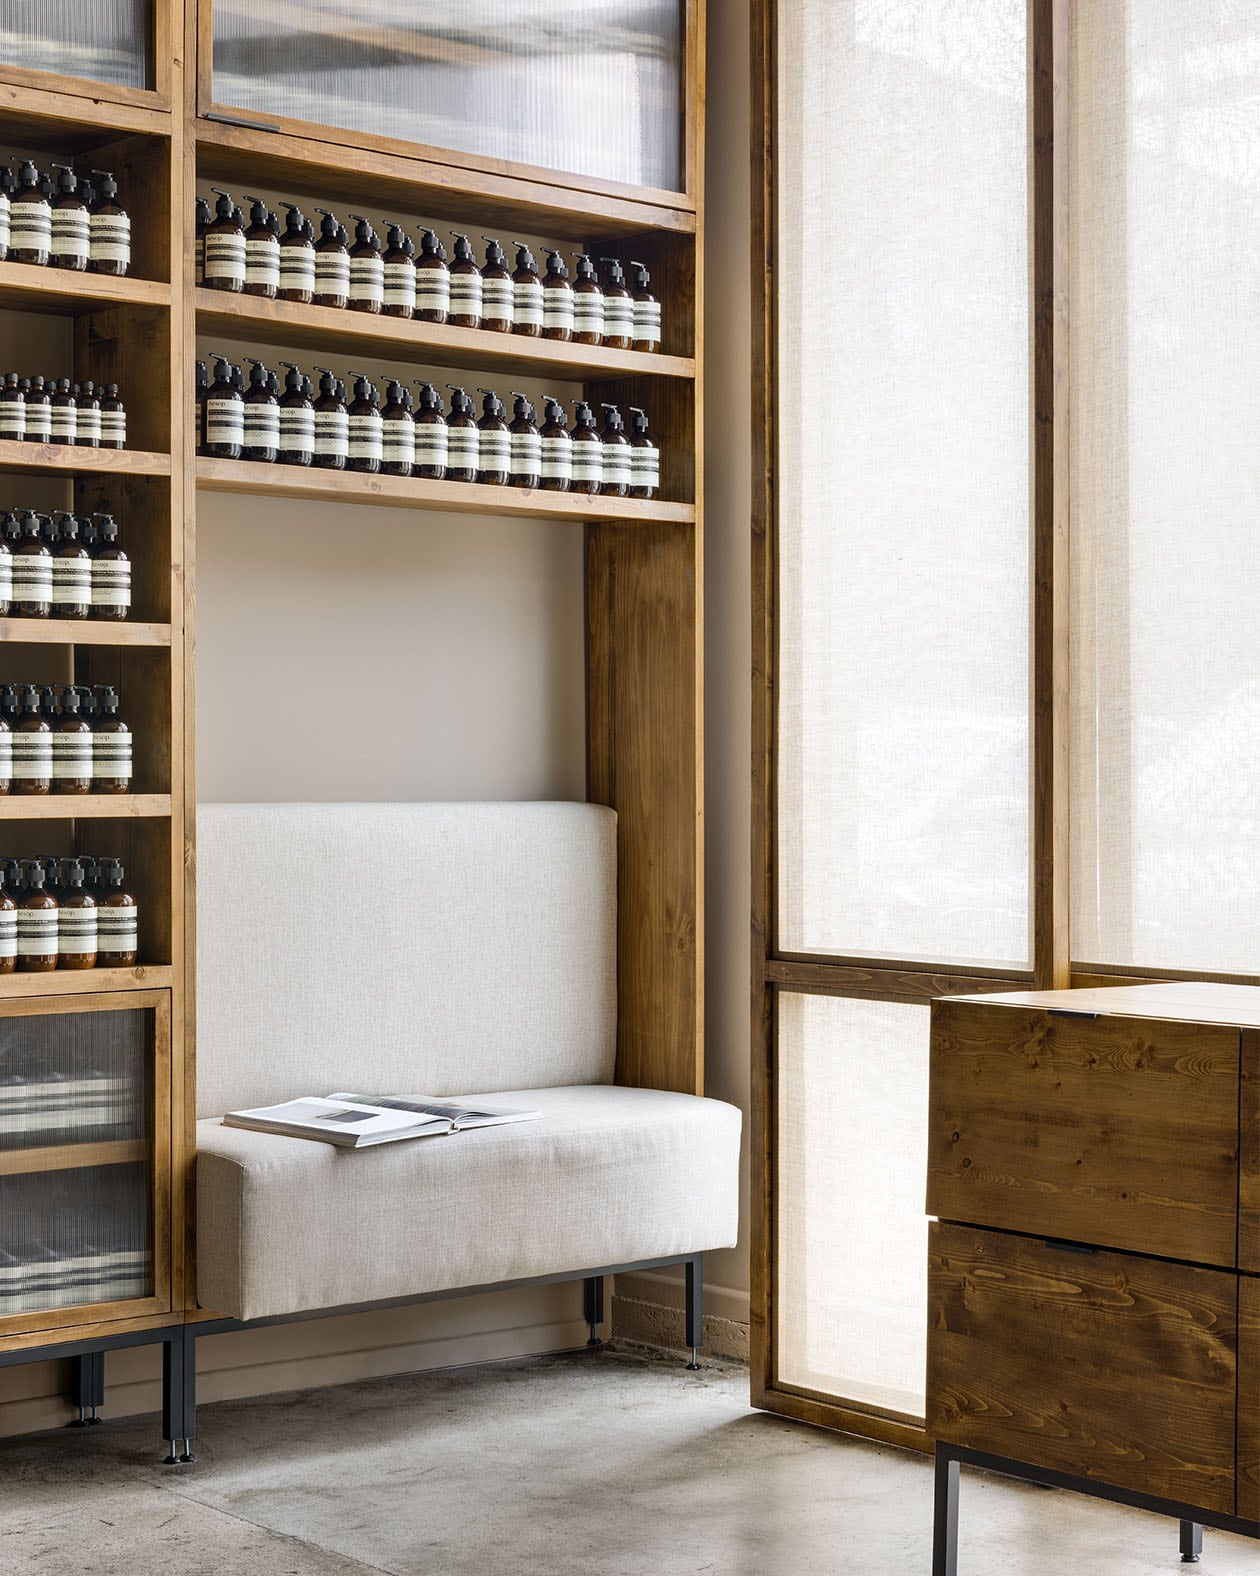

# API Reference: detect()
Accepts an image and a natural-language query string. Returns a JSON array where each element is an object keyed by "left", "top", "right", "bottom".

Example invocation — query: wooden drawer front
[
  {"left": 927, "top": 1222, "right": 1238, "bottom": 1515},
  {"left": 928, "top": 1001, "right": 1240, "bottom": 1265},
  {"left": 1237, "top": 1275, "right": 1260, "bottom": 1520}
]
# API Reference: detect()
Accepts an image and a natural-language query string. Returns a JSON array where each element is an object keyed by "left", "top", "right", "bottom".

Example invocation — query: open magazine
[{"left": 221, "top": 1092, "right": 542, "bottom": 1149}]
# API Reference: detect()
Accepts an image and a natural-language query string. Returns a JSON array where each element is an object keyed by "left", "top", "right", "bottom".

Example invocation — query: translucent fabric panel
[
  {"left": 212, "top": 0, "right": 684, "bottom": 193},
  {"left": 775, "top": 0, "right": 1031, "bottom": 969},
  {"left": 1070, "top": 2, "right": 1260, "bottom": 973},
  {"left": 776, "top": 993, "right": 929, "bottom": 1417},
  {"left": 0, "top": 0, "right": 151, "bottom": 90}
]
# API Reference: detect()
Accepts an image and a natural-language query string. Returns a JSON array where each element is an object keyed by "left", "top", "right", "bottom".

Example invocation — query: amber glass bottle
[
  {"left": 89, "top": 169, "right": 130, "bottom": 277},
  {"left": 381, "top": 223, "right": 416, "bottom": 319},
  {"left": 507, "top": 394, "right": 541, "bottom": 489},
  {"left": 444, "top": 387, "right": 478, "bottom": 483},
  {"left": 17, "top": 860, "right": 57, "bottom": 972},
  {"left": 91, "top": 684, "right": 132, "bottom": 793},
  {"left": 203, "top": 189, "right": 246, "bottom": 292},
  {"left": 347, "top": 216, "right": 384, "bottom": 314},
  {"left": 0, "top": 861, "right": 15, "bottom": 973},
  {"left": 57, "top": 857, "right": 96, "bottom": 969},
  {"left": 510, "top": 244, "right": 542, "bottom": 337},
  {"left": 9, "top": 159, "right": 51, "bottom": 267},
  {"left": 13, "top": 687, "right": 51, "bottom": 795},
  {"left": 53, "top": 684, "right": 93, "bottom": 794},
  {"left": 96, "top": 857, "right": 138, "bottom": 967},
  {"left": 412, "top": 384, "right": 447, "bottom": 481},
  {"left": 480, "top": 239, "right": 513, "bottom": 333},
  {"left": 12, "top": 510, "right": 52, "bottom": 616},
  {"left": 476, "top": 389, "right": 509, "bottom": 486},
  {"left": 50, "top": 164, "right": 90, "bottom": 271},
  {"left": 415, "top": 230, "right": 449, "bottom": 324},
  {"left": 242, "top": 196, "right": 280, "bottom": 298},
  {"left": 380, "top": 379, "right": 415, "bottom": 478},
  {"left": 538, "top": 397, "right": 571, "bottom": 493}
]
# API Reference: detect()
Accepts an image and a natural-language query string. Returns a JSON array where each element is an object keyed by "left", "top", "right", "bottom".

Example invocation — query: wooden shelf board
[
  {"left": 195, "top": 289, "right": 694, "bottom": 381},
  {"left": 0, "top": 1138, "right": 146, "bottom": 1178},
  {"left": 0, "top": 965, "right": 171, "bottom": 999},
  {"left": 0, "top": 264, "right": 170, "bottom": 315},
  {"left": 196, "top": 457, "right": 695, "bottom": 525},
  {"left": 0, "top": 618, "right": 171, "bottom": 648},
  {"left": 196, "top": 119, "right": 696, "bottom": 239},
  {"left": 0, "top": 80, "right": 171, "bottom": 142},
  {"left": 0, "top": 795, "right": 171, "bottom": 820},
  {"left": 0, "top": 442, "right": 170, "bottom": 478}
]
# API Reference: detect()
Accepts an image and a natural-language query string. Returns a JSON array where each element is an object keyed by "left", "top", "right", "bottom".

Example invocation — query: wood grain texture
[
  {"left": 0, "top": 795, "right": 171, "bottom": 820},
  {"left": 0, "top": 967, "right": 172, "bottom": 1000},
  {"left": 1241, "top": 1030, "right": 1260, "bottom": 1275},
  {"left": 1238, "top": 1274, "right": 1260, "bottom": 1519},
  {"left": 0, "top": 1138, "right": 148, "bottom": 1178},
  {"left": 928, "top": 999, "right": 1241, "bottom": 1266},
  {"left": 767, "top": 960, "right": 1027, "bottom": 1001},
  {"left": 0, "top": 441, "right": 169, "bottom": 478},
  {"left": 0, "top": 265, "right": 170, "bottom": 313},
  {"left": 0, "top": 618, "right": 171, "bottom": 648},
  {"left": 588, "top": 522, "right": 701, "bottom": 1095},
  {"left": 928, "top": 1222, "right": 1238, "bottom": 1515},
  {"left": 952, "top": 982, "right": 1260, "bottom": 1030}
]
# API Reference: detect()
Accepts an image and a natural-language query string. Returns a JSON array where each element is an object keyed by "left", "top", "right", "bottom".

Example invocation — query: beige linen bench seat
[{"left": 173, "top": 801, "right": 741, "bottom": 1459}]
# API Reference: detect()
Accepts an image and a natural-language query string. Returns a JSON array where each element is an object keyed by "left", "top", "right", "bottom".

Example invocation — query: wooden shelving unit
[
  {"left": 0, "top": 619, "right": 171, "bottom": 647},
  {"left": 0, "top": 441, "right": 171, "bottom": 478},
  {"left": 0, "top": 1139, "right": 147, "bottom": 1178},
  {"left": 0, "top": 795, "right": 172, "bottom": 820}
]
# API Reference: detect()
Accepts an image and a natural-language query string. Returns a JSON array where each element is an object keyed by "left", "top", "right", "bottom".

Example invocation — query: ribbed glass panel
[
  {"left": 212, "top": 0, "right": 685, "bottom": 193},
  {"left": 0, "top": 1008, "right": 148, "bottom": 1151},
  {"left": 0, "top": 0, "right": 151, "bottom": 91}
]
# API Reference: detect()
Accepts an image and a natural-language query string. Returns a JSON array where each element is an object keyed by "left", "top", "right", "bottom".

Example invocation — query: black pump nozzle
[
  {"left": 243, "top": 195, "right": 271, "bottom": 225},
  {"left": 446, "top": 385, "right": 473, "bottom": 416},
  {"left": 477, "top": 388, "right": 504, "bottom": 418},
  {"left": 347, "top": 214, "right": 377, "bottom": 246},
  {"left": 92, "top": 169, "right": 119, "bottom": 200},
  {"left": 314, "top": 365, "right": 341, "bottom": 397},
  {"left": 210, "top": 187, "right": 236, "bottom": 219},
  {"left": 572, "top": 253, "right": 598, "bottom": 281},
  {"left": 282, "top": 201, "right": 307, "bottom": 230},
  {"left": 482, "top": 237, "right": 506, "bottom": 267},
  {"left": 315, "top": 207, "right": 341, "bottom": 238},
  {"left": 347, "top": 371, "right": 376, "bottom": 401},
  {"left": 601, "top": 403, "right": 624, "bottom": 430},
  {"left": 630, "top": 260, "right": 651, "bottom": 288},
  {"left": 279, "top": 361, "right": 305, "bottom": 393},
  {"left": 413, "top": 382, "right": 443, "bottom": 412},
  {"left": 511, "top": 391, "right": 532, "bottom": 419},
  {"left": 544, "top": 250, "right": 568, "bottom": 277},
  {"left": 51, "top": 163, "right": 79, "bottom": 195},
  {"left": 600, "top": 257, "right": 626, "bottom": 286},
  {"left": 245, "top": 358, "right": 271, "bottom": 386},
  {"left": 512, "top": 242, "right": 536, "bottom": 269},
  {"left": 541, "top": 395, "right": 567, "bottom": 424},
  {"left": 450, "top": 233, "right": 475, "bottom": 262},
  {"left": 12, "top": 158, "right": 42, "bottom": 189},
  {"left": 628, "top": 406, "right": 650, "bottom": 433}
]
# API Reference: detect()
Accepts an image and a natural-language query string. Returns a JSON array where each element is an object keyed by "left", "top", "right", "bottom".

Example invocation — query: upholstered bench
[{"left": 169, "top": 802, "right": 741, "bottom": 1459}]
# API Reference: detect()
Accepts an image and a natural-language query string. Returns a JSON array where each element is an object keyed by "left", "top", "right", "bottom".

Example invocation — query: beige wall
[{"left": 0, "top": 8, "right": 753, "bottom": 1435}]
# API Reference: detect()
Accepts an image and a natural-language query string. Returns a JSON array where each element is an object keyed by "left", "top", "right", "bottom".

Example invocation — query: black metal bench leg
[
  {"left": 67, "top": 1350, "right": 105, "bottom": 1427},
  {"left": 583, "top": 1275, "right": 605, "bottom": 1346},
  {"left": 161, "top": 1325, "right": 197, "bottom": 1465},
  {"left": 684, "top": 1254, "right": 702, "bottom": 1370},
  {"left": 1180, "top": 1520, "right": 1202, "bottom": 1563},
  {"left": 932, "top": 1443, "right": 960, "bottom": 1576}
]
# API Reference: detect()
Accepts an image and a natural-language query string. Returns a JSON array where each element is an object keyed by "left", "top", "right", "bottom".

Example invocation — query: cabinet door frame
[{"left": 0, "top": 0, "right": 178, "bottom": 118}]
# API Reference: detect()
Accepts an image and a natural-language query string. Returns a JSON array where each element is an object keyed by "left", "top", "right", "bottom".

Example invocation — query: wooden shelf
[
  {"left": 197, "top": 456, "right": 695, "bottom": 525},
  {"left": 195, "top": 289, "right": 694, "bottom": 382},
  {"left": 0, "top": 795, "right": 171, "bottom": 820},
  {"left": 0, "top": 965, "right": 171, "bottom": 999},
  {"left": 0, "top": 441, "right": 169, "bottom": 478},
  {"left": 0, "top": 618, "right": 171, "bottom": 647},
  {"left": 0, "top": 81, "right": 171, "bottom": 143},
  {"left": 0, "top": 263, "right": 169, "bottom": 315},
  {"left": 0, "top": 1138, "right": 146, "bottom": 1178}
]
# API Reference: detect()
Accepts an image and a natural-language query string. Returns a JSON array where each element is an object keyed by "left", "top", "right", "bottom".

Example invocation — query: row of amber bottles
[
  {"left": 0, "top": 684, "right": 131, "bottom": 795},
  {"left": 0, "top": 375, "right": 126, "bottom": 447},
  {"left": 0, "top": 855, "right": 138, "bottom": 973},
  {"left": 0, "top": 158, "right": 130, "bottom": 274},
  {"left": 195, "top": 192, "right": 661, "bottom": 352},
  {"left": 1, "top": 510, "right": 130, "bottom": 619}
]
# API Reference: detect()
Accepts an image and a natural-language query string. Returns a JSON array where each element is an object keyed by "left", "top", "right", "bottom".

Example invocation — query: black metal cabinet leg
[
  {"left": 161, "top": 1325, "right": 197, "bottom": 1464},
  {"left": 67, "top": 1350, "right": 105, "bottom": 1427},
  {"left": 932, "top": 1444, "right": 960, "bottom": 1576},
  {"left": 583, "top": 1275, "right": 605, "bottom": 1345},
  {"left": 684, "top": 1255, "right": 703, "bottom": 1369},
  {"left": 1179, "top": 1520, "right": 1202, "bottom": 1563}
]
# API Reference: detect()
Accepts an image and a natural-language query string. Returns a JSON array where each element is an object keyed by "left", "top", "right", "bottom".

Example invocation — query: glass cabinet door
[
  {"left": 0, "top": 991, "right": 169, "bottom": 1332},
  {"left": 0, "top": 0, "right": 158, "bottom": 100}
]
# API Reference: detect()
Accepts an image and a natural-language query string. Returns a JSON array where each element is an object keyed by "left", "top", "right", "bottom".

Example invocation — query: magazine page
[
  {"left": 224, "top": 1097, "right": 450, "bottom": 1144},
  {"left": 330, "top": 1094, "right": 543, "bottom": 1129}
]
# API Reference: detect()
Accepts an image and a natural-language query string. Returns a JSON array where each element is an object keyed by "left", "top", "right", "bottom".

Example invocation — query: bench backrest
[{"left": 196, "top": 802, "right": 618, "bottom": 1118}]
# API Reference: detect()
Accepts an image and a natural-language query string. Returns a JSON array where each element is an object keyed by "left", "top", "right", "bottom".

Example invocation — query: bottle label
[
  {"left": 571, "top": 442, "right": 603, "bottom": 485},
  {"left": 53, "top": 730, "right": 93, "bottom": 776},
  {"left": 509, "top": 431, "right": 542, "bottom": 480},
  {"left": 414, "top": 424, "right": 448, "bottom": 469},
  {"left": 450, "top": 271, "right": 482, "bottom": 318},
  {"left": 50, "top": 404, "right": 76, "bottom": 443},
  {"left": 633, "top": 298, "right": 662, "bottom": 344},
  {"left": 204, "top": 230, "right": 246, "bottom": 282},
  {"left": 24, "top": 402, "right": 51, "bottom": 443},
  {"left": 17, "top": 907, "right": 57, "bottom": 956},
  {"left": 10, "top": 203, "right": 51, "bottom": 251},
  {"left": 11, "top": 733, "right": 52, "bottom": 780},
  {"left": 347, "top": 411, "right": 382, "bottom": 461},
  {"left": 243, "top": 403, "right": 281, "bottom": 448},
  {"left": 204, "top": 397, "right": 244, "bottom": 447},
  {"left": 92, "top": 558, "right": 131, "bottom": 610},
  {"left": 97, "top": 903, "right": 138, "bottom": 950},
  {"left": 381, "top": 419, "right": 415, "bottom": 467},
  {"left": 0, "top": 906, "right": 15, "bottom": 961},
  {"left": 415, "top": 269, "right": 450, "bottom": 314},
  {"left": 99, "top": 408, "right": 126, "bottom": 446},
  {"left": 478, "top": 428, "right": 509, "bottom": 472},
  {"left": 195, "top": 233, "right": 203, "bottom": 284},
  {"left": 631, "top": 441, "right": 661, "bottom": 491},
  {"left": 245, "top": 237, "right": 280, "bottom": 288},
  {"left": 278, "top": 247, "right": 316, "bottom": 292},
  {"left": 513, "top": 278, "right": 543, "bottom": 328},
  {"left": 315, "top": 251, "right": 350, "bottom": 295},
  {"left": 0, "top": 551, "right": 11, "bottom": 604},
  {"left": 573, "top": 291, "right": 605, "bottom": 336},
  {"left": 11, "top": 556, "right": 52, "bottom": 601},
  {"left": 279, "top": 406, "right": 315, "bottom": 453},
  {"left": 313, "top": 409, "right": 349, "bottom": 458},
  {"left": 543, "top": 289, "right": 574, "bottom": 332},
  {"left": 541, "top": 434, "right": 572, "bottom": 481},
  {"left": 77, "top": 407, "right": 102, "bottom": 444},
  {"left": 0, "top": 404, "right": 25, "bottom": 441},
  {"left": 446, "top": 425, "right": 478, "bottom": 473},
  {"left": 58, "top": 904, "right": 96, "bottom": 956},
  {"left": 348, "top": 255, "right": 384, "bottom": 306},
  {"left": 0, "top": 194, "right": 9, "bottom": 254},
  {"left": 602, "top": 441, "right": 631, "bottom": 488},
  {"left": 481, "top": 275, "right": 513, "bottom": 323},
  {"left": 602, "top": 294, "right": 634, "bottom": 338},
  {"left": 383, "top": 261, "right": 416, "bottom": 310},
  {"left": 52, "top": 555, "right": 91, "bottom": 604},
  {"left": 90, "top": 211, "right": 131, "bottom": 266},
  {"left": 51, "top": 208, "right": 90, "bottom": 263},
  {"left": 93, "top": 731, "right": 133, "bottom": 780}
]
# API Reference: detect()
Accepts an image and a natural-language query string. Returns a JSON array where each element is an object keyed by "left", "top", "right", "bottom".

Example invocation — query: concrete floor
[{"left": 0, "top": 1348, "right": 1255, "bottom": 1575}]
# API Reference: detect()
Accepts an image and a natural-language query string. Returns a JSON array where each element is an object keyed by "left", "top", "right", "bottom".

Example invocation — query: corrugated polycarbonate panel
[
  {"left": 212, "top": 0, "right": 685, "bottom": 193},
  {"left": 0, "top": 0, "right": 151, "bottom": 90}
]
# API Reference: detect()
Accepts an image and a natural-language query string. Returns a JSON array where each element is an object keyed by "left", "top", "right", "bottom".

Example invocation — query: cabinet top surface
[{"left": 949, "top": 980, "right": 1260, "bottom": 1028}]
